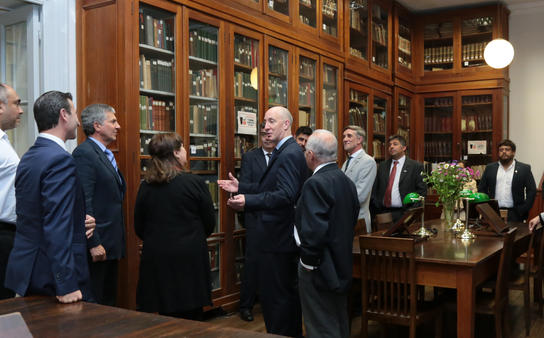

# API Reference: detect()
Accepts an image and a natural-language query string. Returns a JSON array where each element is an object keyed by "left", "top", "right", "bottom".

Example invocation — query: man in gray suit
[{"left": 341, "top": 126, "right": 376, "bottom": 233}]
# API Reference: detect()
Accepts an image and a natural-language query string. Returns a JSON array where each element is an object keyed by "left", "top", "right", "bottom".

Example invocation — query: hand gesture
[
  {"left": 227, "top": 194, "right": 245, "bottom": 211},
  {"left": 90, "top": 244, "right": 107, "bottom": 262},
  {"left": 85, "top": 214, "right": 96, "bottom": 239},
  {"left": 57, "top": 290, "right": 83, "bottom": 303},
  {"left": 217, "top": 172, "right": 239, "bottom": 193},
  {"left": 528, "top": 215, "right": 541, "bottom": 232}
]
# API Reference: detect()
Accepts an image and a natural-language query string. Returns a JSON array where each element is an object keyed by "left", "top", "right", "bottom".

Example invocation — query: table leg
[{"left": 456, "top": 269, "right": 475, "bottom": 338}]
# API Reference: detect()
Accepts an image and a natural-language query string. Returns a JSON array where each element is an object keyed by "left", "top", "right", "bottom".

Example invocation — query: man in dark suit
[
  {"left": 73, "top": 104, "right": 126, "bottom": 306},
  {"left": 296, "top": 129, "right": 359, "bottom": 338},
  {"left": 237, "top": 123, "right": 276, "bottom": 322},
  {"left": 478, "top": 139, "right": 536, "bottom": 222},
  {"left": 5, "top": 91, "right": 93, "bottom": 303},
  {"left": 371, "top": 134, "right": 426, "bottom": 223},
  {"left": 218, "top": 106, "right": 308, "bottom": 337}
]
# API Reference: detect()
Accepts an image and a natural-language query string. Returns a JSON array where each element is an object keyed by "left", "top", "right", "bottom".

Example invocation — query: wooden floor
[{"left": 207, "top": 289, "right": 544, "bottom": 337}]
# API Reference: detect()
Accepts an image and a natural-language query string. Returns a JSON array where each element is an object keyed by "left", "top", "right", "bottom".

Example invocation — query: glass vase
[{"left": 442, "top": 200, "right": 456, "bottom": 229}]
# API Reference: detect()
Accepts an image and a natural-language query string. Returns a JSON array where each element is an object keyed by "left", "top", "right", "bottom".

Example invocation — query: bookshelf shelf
[
  {"left": 189, "top": 55, "right": 218, "bottom": 66},
  {"left": 139, "top": 43, "right": 174, "bottom": 55},
  {"left": 140, "top": 129, "right": 173, "bottom": 134},
  {"left": 190, "top": 133, "right": 217, "bottom": 138},
  {"left": 140, "top": 88, "right": 175, "bottom": 97},
  {"left": 189, "top": 95, "right": 218, "bottom": 102},
  {"left": 233, "top": 62, "right": 253, "bottom": 71},
  {"left": 462, "top": 130, "right": 493, "bottom": 134},
  {"left": 269, "top": 71, "right": 287, "bottom": 78},
  {"left": 234, "top": 96, "right": 257, "bottom": 103}
]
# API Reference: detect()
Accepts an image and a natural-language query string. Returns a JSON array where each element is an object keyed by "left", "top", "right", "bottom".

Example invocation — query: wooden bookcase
[{"left": 77, "top": 0, "right": 510, "bottom": 311}]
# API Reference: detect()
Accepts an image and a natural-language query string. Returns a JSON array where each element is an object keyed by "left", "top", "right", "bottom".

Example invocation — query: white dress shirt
[
  {"left": 495, "top": 160, "right": 515, "bottom": 208},
  {"left": 0, "top": 129, "right": 20, "bottom": 224},
  {"left": 389, "top": 155, "right": 406, "bottom": 208},
  {"left": 38, "top": 132, "right": 68, "bottom": 152},
  {"left": 262, "top": 148, "right": 272, "bottom": 166}
]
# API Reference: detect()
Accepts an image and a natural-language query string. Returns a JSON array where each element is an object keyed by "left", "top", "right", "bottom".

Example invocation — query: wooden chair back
[
  {"left": 494, "top": 227, "right": 518, "bottom": 313},
  {"left": 374, "top": 212, "right": 394, "bottom": 232},
  {"left": 359, "top": 236, "right": 416, "bottom": 327},
  {"left": 354, "top": 219, "right": 367, "bottom": 236}
]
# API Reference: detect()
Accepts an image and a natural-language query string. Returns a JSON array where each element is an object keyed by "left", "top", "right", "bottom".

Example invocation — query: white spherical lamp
[
  {"left": 484, "top": 38, "right": 514, "bottom": 69},
  {"left": 250, "top": 67, "right": 258, "bottom": 90}
]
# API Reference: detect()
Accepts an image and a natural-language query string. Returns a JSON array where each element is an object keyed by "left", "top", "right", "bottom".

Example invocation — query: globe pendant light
[{"left": 484, "top": 38, "right": 514, "bottom": 69}]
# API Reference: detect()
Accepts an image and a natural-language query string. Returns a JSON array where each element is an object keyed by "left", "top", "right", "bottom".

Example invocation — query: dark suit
[
  {"left": 5, "top": 137, "right": 93, "bottom": 300},
  {"left": 237, "top": 147, "right": 267, "bottom": 312},
  {"left": 478, "top": 161, "right": 536, "bottom": 222},
  {"left": 371, "top": 157, "right": 426, "bottom": 222},
  {"left": 239, "top": 136, "right": 308, "bottom": 337},
  {"left": 73, "top": 138, "right": 126, "bottom": 306},
  {"left": 296, "top": 163, "right": 359, "bottom": 338}
]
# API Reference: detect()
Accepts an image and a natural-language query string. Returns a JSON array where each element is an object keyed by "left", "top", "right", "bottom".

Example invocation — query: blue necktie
[{"left": 104, "top": 148, "right": 120, "bottom": 181}]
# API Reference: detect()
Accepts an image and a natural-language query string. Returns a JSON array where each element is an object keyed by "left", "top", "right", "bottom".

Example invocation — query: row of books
[
  {"left": 299, "top": 83, "right": 315, "bottom": 107},
  {"left": 350, "top": 47, "right": 365, "bottom": 59},
  {"left": 322, "top": 88, "right": 337, "bottom": 111},
  {"left": 349, "top": 6, "right": 367, "bottom": 33},
  {"left": 461, "top": 113, "right": 492, "bottom": 131},
  {"left": 139, "top": 95, "right": 174, "bottom": 131},
  {"left": 424, "top": 46, "right": 454, "bottom": 65},
  {"left": 234, "top": 72, "right": 257, "bottom": 100},
  {"left": 397, "top": 110, "right": 410, "bottom": 128},
  {"left": 234, "top": 135, "right": 256, "bottom": 158},
  {"left": 139, "top": 55, "right": 174, "bottom": 93},
  {"left": 190, "top": 141, "right": 218, "bottom": 158},
  {"left": 322, "top": 0, "right": 337, "bottom": 18},
  {"left": 299, "top": 58, "right": 315, "bottom": 78},
  {"left": 425, "top": 140, "right": 452, "bottom": 157},
  {"left": 373, "top": 111, "right": 386, "bottom": 134},
  {"left": 348, "top": 106, "right": 367, "bottom": 129},
  {"left": 189, "top": 104, "right": 217, "bottom": 135},
  {"left": 322, "top": 65, "right": 336, "bottom": 85},
  {"left": 268, "top": 78, "right": 287, "bottom": 105},
  {"left": 425, "top": 115, "right": 453, "bottom": 133},
  {"left": 189, "top": 69, "right": 218, "bottom": 98},
  {"left": 398, "top": 36, "right": 411, "bottom": 55},
  {"left": 396, "top": 127, "right": 410, "bottom": 144},
  {"left": 462, "top": 42, "right": 487, "bottom": 61},
  {"left": 398, "top": 56, "right": 412, "bottom": 69},
  {"left": 373, "top": 52, "right": 388, "bottom": 69},
  {"left": 424, "top": 22, "right": 453, "bottom": 40},
  {"left": 269, "top": 48, "right": 288, "bottom": 75},
  {"left": 234, "top": 36, "right": 258, "bottom": 67},
  {"left": 350, "top": 89, "right": 367, "bottom": 104},
  {"left": 189, "top": 29, "right": 218, "bottom": 62},
  {"left": 462, "top": 95, "right": 492, "bottom": 105},
  {"left": 298, "top": 110, "right": 314, "bottom": 128},
  {"left": 372, "top": 22, "right": 387, "bottom": 46},
  {"left": 425, "top": 97, "right": 453, "bottom": 107},
  {"left": 299, "top": 14, "right": 315, "bottom": 27},
  {"left": 323, "top": 112, "right": 337, "bottom": 135},
  {"left": 372, "top": 139, "right": 385, "bottom": 159},
  {"left": 139, "top": 9, "right": 174, "bottom": 51}
]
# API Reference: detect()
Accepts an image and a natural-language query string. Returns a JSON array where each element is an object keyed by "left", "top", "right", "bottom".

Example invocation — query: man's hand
[
  {"left": 90, "top": 244, "right": 107, "bottom": 262},
  {"left": 217, "top": 172, "right": 239, "bottom": 193},
  {"left": 227, "top": 194, "right": 245, "bottom": 211},
  {"left": 85, "top": 215, "right": 96, "bottom": 239},
  {"left": 57, "top": 290, "right": 82, "bottom": 303},
  {"left": 528, "top": 215, "right": 541, "bottom": 232}
]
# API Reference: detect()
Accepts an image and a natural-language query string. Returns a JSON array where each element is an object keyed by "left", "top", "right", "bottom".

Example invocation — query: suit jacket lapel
[
  {"left": 259, "top": 137, "right": 293, "bottom": 181},
  {"left": 399, "top": 159, "right": 410, "bottom": 185},
  {"left": 257, "top": 149, "right": 268, "bottom": 173},
  {"left": 89, "top": 139, "right": 123, "bottom": 187}
]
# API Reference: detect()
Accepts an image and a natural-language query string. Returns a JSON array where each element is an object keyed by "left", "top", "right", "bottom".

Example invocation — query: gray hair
[
  {"left": 0, "top": 84, "right": 8, "bottom": 105},
  {"left": 81, "top": 103, "right": 116, "bottom": 136},
  {"left": 306, "top": 129, "right": 337, "bottom": 162},
  {"left": 343, "top": 125, "right": 366, "bottom": 139}
]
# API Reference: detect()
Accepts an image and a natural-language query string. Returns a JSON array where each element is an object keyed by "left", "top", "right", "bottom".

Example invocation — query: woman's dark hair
[{"left": 144, "top": 133, "right": 183, "bottom": 184}]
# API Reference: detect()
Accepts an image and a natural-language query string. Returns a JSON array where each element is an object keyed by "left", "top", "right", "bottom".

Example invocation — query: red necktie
[{"left": 384, "top": 160, "right": 398, "bottom": 208}]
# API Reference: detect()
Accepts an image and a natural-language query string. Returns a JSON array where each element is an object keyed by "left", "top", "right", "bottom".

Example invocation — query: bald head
[
  {"left": 263, "top": 106, "right": 293, "bottom": 143},
  {"left": 0, "top": 84, "right": 23, "bottom": 131}
]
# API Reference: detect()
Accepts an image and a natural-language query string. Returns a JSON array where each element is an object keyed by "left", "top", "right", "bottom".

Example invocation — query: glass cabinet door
[
  {"left": 461, "top": 94, "right": 493, "bottom": 164},
  {"left": 322, "top": 63, "right": 338, "bottom": 136},
  {"left": 268, "top": 45, "right": 289, "bottom": 108},
  {"left": 424, "top": 96, "right": 454, "bottom": 163},
  {"left": 138, "top": 5, "right": 176, "bottom": 170},
  {"left": 349, "top": 0, "right": 368, "bottom": 60},
  {"left": 396, "top": 94, "right": 411, "bottom": 154},
  {"left": 188, "top": 19, "right": 221, "bottom": 289},
  {"left": 372, "top": 96, "right": 387, "bottom": 161},
  {"left": 397, "top": 17, "right": 412, "bottom": 70},
  {"left": 299, "top": 0, "right": 316, "bottom": 28},
  {"left": 424, "top": 21, "right": 454, "bottom": 72},
  {"left": 462, "top": 16, "right": 493, "bottom": 68},
  {"left": 322, "top": 0, "right": 338, "bottom": 37},
  {"left": 348, "top": 88, "right": 368, "bottom": 150},
  {"left": 371, "top": 3, "right": 388, "bottom": 69},
  {"left": 233, "top": 33, "right": 260, "bottom": 158},
  {"left": 298, "top": 55, "right": 316, "bottom": 130},
  {"left": 268, "top": 0, "right": 289, "bottom": 16}
]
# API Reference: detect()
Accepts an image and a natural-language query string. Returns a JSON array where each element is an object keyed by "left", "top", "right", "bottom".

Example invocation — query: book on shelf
[
  {"left": 234, "top": 37, "right": 258, "bottom": 67},
  {"left": 190, "top": 69, "right": 218, "bottom": 98},
  {"left": 140, "top": 9, "right": 174, "bottom": 51},
  {"left": 298, "top": 82, "right": 315, "bottom": 107},
  {"left": 299, "top": 110, "right": 310, "bottom": 126},
  {"left": 139, "top": 55, "right": 174, "bottom": 92},
  {"left": 234, "top": 71, "right": 257, "bottom": 100},
  {"left": 190, "top": 103, "right": 217, "bottom": 135},
  {"left": 139, "top": 95, "right": 174, "bottom": 131},
  {"left": 189, "top": 29, "right": 218, "bottom": 62},
  {"left": 233, "top": 135, "right": 256, "bottom": 158}
]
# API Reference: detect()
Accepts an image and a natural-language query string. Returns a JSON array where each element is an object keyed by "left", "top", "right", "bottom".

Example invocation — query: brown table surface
[
  {"left": 353, "top": 219, "right": 531, "bottom": 338},
  {"left": 0, "top": 296, "right": 279, "bottom": 337}
]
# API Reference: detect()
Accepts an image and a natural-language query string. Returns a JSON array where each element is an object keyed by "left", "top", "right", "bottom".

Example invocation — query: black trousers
[
  {"left": 88, "top": 259, "right": 119, "bottom": 306},
  {"left": 258, "top": 251, "right": 302, "bottom": 337},
  {"left": 0, "top": 222, "right": 15, "bottom": 300},
  {"left": 239, "top": 232, "right": 260, "bottom": 311}
]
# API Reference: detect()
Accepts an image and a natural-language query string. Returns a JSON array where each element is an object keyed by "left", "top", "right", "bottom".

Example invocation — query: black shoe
[{"left": 240, "top": 309, "right": 254, "bottom": 322}]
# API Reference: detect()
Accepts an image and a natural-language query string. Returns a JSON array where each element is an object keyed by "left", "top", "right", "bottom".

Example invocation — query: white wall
[{"left": 509, "top": 1, "right": 544, "bottom": 187}]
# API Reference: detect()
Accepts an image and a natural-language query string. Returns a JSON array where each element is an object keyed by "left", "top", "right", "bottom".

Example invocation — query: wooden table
[
  {"left": 353, "top": 220, "right": 531, "bottom": 338},
  {"left": 0, "top": 296, "right": 278, "bottom": 337}
]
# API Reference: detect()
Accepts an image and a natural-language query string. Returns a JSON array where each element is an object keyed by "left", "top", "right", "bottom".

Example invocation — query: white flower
[{"left": 444, "top": 163, "right": 449, "bottom": 169}]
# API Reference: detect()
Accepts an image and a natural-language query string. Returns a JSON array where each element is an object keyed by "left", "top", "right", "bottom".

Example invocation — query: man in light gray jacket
[{"left": 341, "top": 125, "right": 376, "bottom": 233}]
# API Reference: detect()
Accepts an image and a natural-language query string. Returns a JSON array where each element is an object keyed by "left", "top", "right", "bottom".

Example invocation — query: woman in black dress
[{"left": 134, "top": 133, "right": 215, "bottom": 320}]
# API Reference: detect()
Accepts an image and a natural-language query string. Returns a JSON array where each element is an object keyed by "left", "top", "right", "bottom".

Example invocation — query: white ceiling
[{"left": 396, "top": 0, "right": 544, "bottom": 12}]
